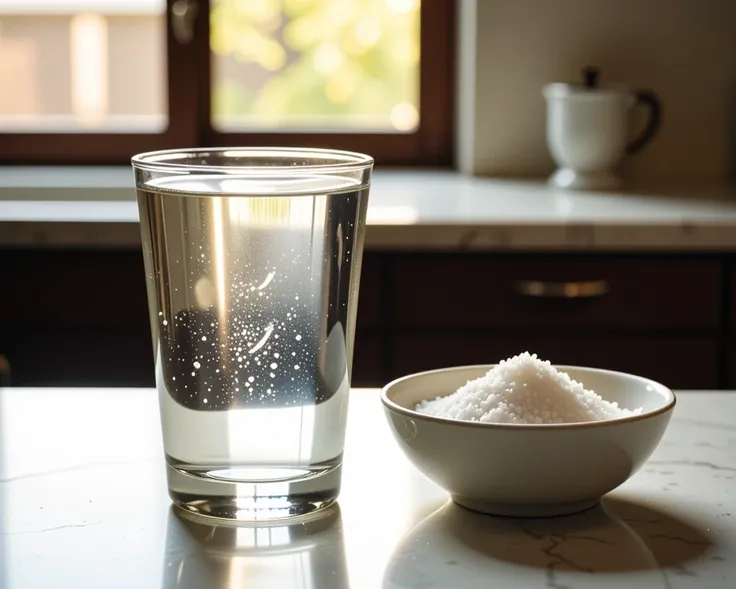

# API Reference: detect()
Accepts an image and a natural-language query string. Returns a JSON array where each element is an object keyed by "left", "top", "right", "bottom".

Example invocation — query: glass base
[{"left": 166, "top": 457, "right": 341, "bottom": 523}]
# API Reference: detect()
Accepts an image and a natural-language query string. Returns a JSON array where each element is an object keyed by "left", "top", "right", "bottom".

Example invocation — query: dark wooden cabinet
[
  {"left": 1, "top": 328, "right": 154, "bottom": 387},
  {"left": 0, "top": 249, "right": 729, "bottom": 390},
  {"left": 0, "top": 250, "right": 148, "bottom": 328}
]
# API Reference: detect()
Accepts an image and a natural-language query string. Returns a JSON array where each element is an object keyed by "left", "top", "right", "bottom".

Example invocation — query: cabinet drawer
[
  {"left": 726, "top": 339, "right": 736, "bottom": 389},
  {"left": 0, "top": 353, "right": 9, "bottom": 386},
  {"left": 352, "top": 335, "right": 382, "bottom": 387},
  {"left": 0, "top": 250, "right": 149, "bottom": 328},
  {"left": 393, "top": 334, "right": 718, "bottom": 390},
  {"left": 2, "top": 329, "right": 154, "bottom": 387},
  {"left": 356, "top": 254, "right": 381, "bottom": 329},
  {"left": 394, "top": 255, "right": 720, "bottom": 330},
  {"left": 729, "top": 261, "right": 736, "bottom": 328}
]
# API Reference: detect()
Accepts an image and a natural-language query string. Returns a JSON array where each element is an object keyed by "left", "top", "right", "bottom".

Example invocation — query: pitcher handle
[{"left": 626, "top": 90, "right": 661, "bottom": 155}]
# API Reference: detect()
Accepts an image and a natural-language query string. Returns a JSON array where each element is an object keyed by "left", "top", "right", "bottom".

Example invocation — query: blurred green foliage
[{"left": 210, "top": 0, "right": 420, "bottom": 130}]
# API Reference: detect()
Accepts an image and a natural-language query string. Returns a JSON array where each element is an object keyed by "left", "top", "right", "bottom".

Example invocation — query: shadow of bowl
[{"left": 383, "top": 495, "right": 713, "bottom": 589}]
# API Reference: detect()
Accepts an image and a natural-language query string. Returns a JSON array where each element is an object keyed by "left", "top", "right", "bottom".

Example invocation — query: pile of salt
[{"left": 415, "top": 352, "right": 643, "bottom": 424}]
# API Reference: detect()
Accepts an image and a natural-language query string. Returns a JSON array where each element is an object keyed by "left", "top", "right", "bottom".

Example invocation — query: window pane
[
  {"left": 0, "top": 0, "right": 166, "bottom": 133},
  {"left": 211, "top": 0, "right": 420, "bottom": 133}
]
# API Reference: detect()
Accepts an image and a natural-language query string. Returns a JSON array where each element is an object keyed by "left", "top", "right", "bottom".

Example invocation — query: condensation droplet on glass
[
  {"left": 296, "top": 334, "right": 302, "bottom": 341},
  {"left": 270, "top": 362, "right": 278, "bottom": 369},
  {"left": 294, "top": 364, "right": 300, "bottom": 370},
  {"left": 158, "top": 311, "right": 163, "bottom": 317},
  {"left": 248, "top": 376, "right": 255, "bottom": 383},
  {"left": 201, "top": 336, "right": 207, "bottom": 342},
  {"left": 193, "top": 361, "right": 201, "bottom": 369},
  {"left": 216, "top": 369, "right": 220, "bottom": 373},
  {"left": 162, "top": 320, "right": 168, "bottom": 326},
  {"left": 274, "top": 352, "right": 280, "bottom": 359},
  {"left": 203, "top": 398, "right": 208, "bottom": 404},
  {"left": 270, "top": 372, "right": 275, "bottom": 378}
]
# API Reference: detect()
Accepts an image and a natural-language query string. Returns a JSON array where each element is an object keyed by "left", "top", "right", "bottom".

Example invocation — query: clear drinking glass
[{"left": 132, "top": 148, "right": 373, "bottom": 521}]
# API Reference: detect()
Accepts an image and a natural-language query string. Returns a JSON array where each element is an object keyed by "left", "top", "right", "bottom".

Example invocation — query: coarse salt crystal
[{"left": 415, "top": 352, "right": 643, "bottom": 424}]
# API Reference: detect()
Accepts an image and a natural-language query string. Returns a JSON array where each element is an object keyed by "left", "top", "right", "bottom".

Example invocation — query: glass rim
[{"left": 131, "top": 146, "right": 374, "bottom": 174}]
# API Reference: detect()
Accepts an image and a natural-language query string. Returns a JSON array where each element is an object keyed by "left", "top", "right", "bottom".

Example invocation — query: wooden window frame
[{"left": 0, "top": 0, "right": 455, "bottom": 167}]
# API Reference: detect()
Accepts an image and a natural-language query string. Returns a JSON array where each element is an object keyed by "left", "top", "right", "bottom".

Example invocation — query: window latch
[{"left": 171, "top": 0, "right": 199, "bottom": 45}]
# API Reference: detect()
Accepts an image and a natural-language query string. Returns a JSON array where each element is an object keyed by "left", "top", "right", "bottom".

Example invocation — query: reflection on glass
[
  {"left": 163, "top": 505, "right": 349, "bottom": 589},
  {"left": 210, "top": 0, "right": 420, "bottom": 132},
  {"left": 0, "top": 0, "right": 166, "bottom": 132}
]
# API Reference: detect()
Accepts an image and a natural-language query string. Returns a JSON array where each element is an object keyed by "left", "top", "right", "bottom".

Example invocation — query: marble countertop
[
  {"left": 0, "top": 386, "right": 734, "bottom": 588},
  {"left": 1, "top": 167, "right": 736, "bottom": 251}
]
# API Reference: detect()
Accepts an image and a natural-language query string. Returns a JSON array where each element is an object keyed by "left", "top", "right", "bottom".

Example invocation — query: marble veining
[
  {"left": 2, "top": 169, "right": 736, "bottom": 250},
  {"left": 0, "top": 388, "right": 735, "bottom": 588}
]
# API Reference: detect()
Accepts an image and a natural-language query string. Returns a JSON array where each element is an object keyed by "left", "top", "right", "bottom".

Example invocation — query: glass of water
[{"left": 132, "top": 148, "right": 373, "bottom": 521}]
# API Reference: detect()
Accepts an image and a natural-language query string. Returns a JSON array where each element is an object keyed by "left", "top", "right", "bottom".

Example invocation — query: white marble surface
[
  {"left": 1, "top": 167, "right": 736, "bottom": 250},
  {"left": 0, "top": 387, "right": 734, "bottom": 588}
]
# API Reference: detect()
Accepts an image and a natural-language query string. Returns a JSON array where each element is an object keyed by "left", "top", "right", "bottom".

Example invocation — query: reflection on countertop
[{"left": 164, "top": 504, "right": 348, "bottom": 589}]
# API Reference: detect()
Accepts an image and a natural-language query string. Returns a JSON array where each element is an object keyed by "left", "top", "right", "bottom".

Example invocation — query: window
[{"left": 0, "top": 0, "right": 454, "bottom": 165}]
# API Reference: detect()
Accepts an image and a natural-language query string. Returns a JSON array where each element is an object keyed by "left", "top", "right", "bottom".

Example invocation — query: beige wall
[
  {"left": 461, "top": 0, "right": 736, "bottom": 182},
  {"left": 0, "top": 14, "right": 164, "bottom": 121}
]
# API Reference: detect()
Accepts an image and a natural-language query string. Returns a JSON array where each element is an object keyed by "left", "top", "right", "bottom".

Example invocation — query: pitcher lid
[{"left": 543, "top": 66, "right": 631, "bottom": 99}]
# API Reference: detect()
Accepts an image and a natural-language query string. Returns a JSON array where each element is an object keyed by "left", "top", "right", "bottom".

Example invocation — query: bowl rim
[{"left": 380, "top": 364, "right": 677, "bottom": 430}]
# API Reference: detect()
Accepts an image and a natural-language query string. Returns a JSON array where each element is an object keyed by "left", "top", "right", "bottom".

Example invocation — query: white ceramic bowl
[{"left": 381, "top": 365, "right": 676, "bottom": 517}]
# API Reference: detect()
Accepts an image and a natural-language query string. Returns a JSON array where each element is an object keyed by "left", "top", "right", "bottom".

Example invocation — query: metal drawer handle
[{"left": 514, "top": 279, "right": 610, "bottom": 299}]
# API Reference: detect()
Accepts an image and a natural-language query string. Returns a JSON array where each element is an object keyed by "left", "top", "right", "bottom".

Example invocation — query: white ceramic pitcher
[{"left": 543, "top": 67, "right": 661, "bottom": 190}]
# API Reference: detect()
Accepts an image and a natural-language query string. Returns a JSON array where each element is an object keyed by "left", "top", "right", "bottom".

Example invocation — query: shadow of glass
[
  {"left": 162, "top": 504, "right": 349, "bottom": 589},
  {"left": 383, "top": 496, "right": 714, "bottom": 589}
]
